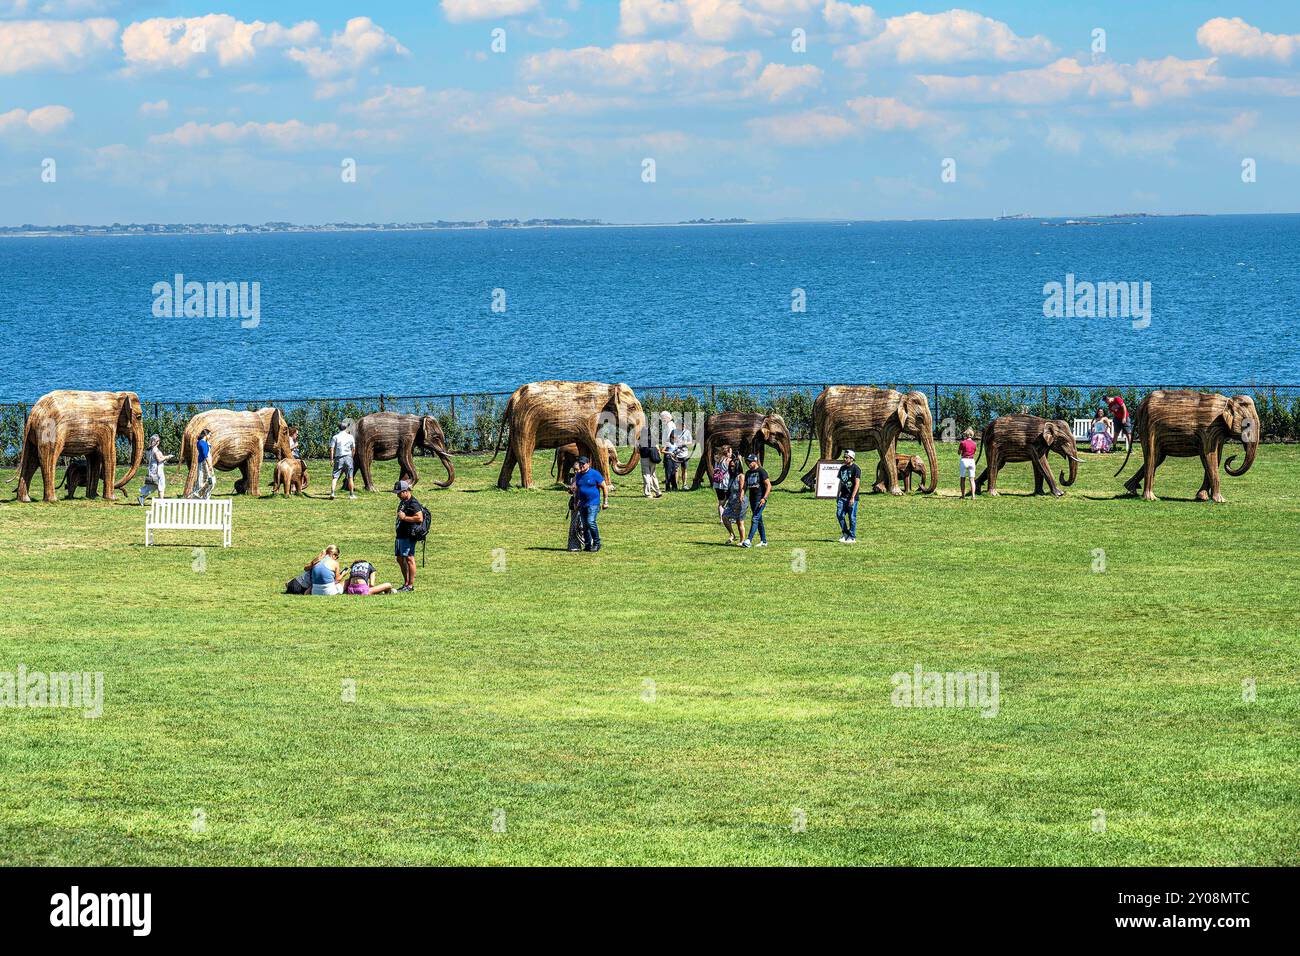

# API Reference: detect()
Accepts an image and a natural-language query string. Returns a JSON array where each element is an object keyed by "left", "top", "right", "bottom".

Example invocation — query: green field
[{"left": 1, "top": 444, "right": 1297, "bottom": 866}]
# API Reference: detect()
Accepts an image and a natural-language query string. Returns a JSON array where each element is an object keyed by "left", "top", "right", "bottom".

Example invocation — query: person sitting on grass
[
  {"left": 1090, "top": 408, "right": 1113, "bottom": 453},
  {"left": 344, "top": 559, "right": 395, "bottom": 595},
  {"left": 308, "top": 545, "right": 344, "bottom": 595}
]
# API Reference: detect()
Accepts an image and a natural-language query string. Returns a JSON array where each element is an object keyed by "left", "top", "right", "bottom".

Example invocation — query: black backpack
[{"left": 406, "top": 501, "right": 432, "bottom": 566}]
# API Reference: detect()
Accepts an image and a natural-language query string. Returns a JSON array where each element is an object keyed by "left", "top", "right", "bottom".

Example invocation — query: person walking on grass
[
  {"left": 1106, "top": 394, "right": 1132, "bottom": 453},
  {"left": 721, "top": 452, "right": 747, "bottom": 544},
  {"left": 390, "top": 479, "right": 422, "bottom": 592},
  {"left": 330, "top": 421, "right": 357, "bottom": 500},
  {"left": 138, "top": 433, "right": 173, "bottom": 505},
  {"left": 836, "top": 449, "right": 860, "bottom": 543},
  {"left": 569, "top": 455, "right": 608, "bottom": 552},
  {"left": 958, "top": 428, "right": 978, "bottom": 501},
  {"left": 191, "top": 428, "right": 216, "bottom": 499},
  {"left": 741, "top": 453, "right": 771, "bottom": 548}
]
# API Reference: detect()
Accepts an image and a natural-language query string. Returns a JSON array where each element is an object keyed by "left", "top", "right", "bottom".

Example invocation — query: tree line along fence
[{"left": 1, "top": 383, "right": 1298, "bottom": 467}]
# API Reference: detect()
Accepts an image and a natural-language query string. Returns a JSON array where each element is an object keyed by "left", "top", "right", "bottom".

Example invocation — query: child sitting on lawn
[{"left": 344, "top": 559, "right": 395, "bottom": 595}]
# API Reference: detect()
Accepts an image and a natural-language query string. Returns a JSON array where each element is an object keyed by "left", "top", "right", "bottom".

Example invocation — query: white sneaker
[
  {"left": 846, "top": 537, "right": 857, "bottom": 544},
  {"left": 348, "top": 493, "right": 357, "bottom": 500},
  {"left": 741, "top": 540, "right": 752, "bottom": 548},
  {"left": 838, "top": 535, "right": 847, "bottom": 543},
  {"left": 756, "top": 541, "right": 768, "bottom": 548}
]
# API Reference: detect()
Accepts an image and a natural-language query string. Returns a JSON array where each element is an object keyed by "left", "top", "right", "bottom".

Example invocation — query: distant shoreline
[{"left": 0, "top": 211, "right": 1272, "bottom": 239}]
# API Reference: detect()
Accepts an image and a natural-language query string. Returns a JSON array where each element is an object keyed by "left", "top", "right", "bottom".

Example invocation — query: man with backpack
[{"left": 390, "top": 479, "right": 427, "bottom": 592}]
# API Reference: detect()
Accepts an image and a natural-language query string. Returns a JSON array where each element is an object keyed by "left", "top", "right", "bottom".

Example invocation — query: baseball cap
[
  {"left": 389, "top": 480, "right": 412, "bottom": 493},
  {"left": 575, "top": 456, "right": 590, "bottom": 465},
  {"left": 746, "top": 454, "right": 759, "bottom": 462},
  {"left": 844, "top": 449, "right": 856, "bottom": 459}
]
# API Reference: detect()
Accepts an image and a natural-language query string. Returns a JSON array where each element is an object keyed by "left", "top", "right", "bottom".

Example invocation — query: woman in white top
[{"left": 138, "top": 434, "right": 173, "bottom": 505}]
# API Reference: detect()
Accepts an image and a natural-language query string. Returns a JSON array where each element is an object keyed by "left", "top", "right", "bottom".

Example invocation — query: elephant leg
[
  {"left": 398, "top": 438, "right": 417, "bottom": 486},
  {"left": 17, "top": 440, "right": 38, "bottom": 502},
  {"left": 237, "top": 460, "right": 251, "bottom": 495},
  {"left": 497, "top": 444, "right": 518, "bottom": 490},
  {"left": 1204, "top": 446, "right": 1224, "bottom": 503},
  {"left": 974, "top": 466, "right": 988, "bottom": 496},
  {"left": 516, "top": 430, "right": 537, "bottom": 489},
  {"left": 1038, "top": 453, "right": 1062, "bottom": 497},
  {"left": 38, "top": 442, "right": 60, "bottom": 503},
  {"left": 903, "top": 470, "right": 912, "bottom": 493},
  {"left": 692, "top": 441, "right": 710, "bottom": 489},
  {"left": 249, "top": 457, "right": 263, "bottom": 497},
  {"left": 1142, "top": 434, "right": 1159, "bottom": 501},
  {"left": 987, "top": 450, "right": 1000, "bottom": 496},
  {"left": 98, "top": 432, "right": 117, "bottom": 501},
  {"left": 357, "top": 448, "right": 373, "bottom": 492}
]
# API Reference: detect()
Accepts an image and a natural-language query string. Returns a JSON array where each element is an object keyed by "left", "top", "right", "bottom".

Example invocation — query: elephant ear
[
  {"left": 1218, "top": 401, "right": 1237, "bottom": 433},
  {"left": 893, "top": 404, "right": 909, "bottom": 433}
]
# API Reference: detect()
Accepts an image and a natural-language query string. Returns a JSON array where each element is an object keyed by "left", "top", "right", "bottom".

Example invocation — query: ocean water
[{"left": 2, "top": 215, "right": 1297, "bottom": 401}]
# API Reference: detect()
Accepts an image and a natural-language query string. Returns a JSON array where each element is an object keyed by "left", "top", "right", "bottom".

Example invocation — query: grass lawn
[{"left": 1, "top": 443, "right": 1297, "bottom": 866}]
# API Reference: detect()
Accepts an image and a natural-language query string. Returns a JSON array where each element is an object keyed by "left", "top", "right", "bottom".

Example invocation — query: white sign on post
[{"left": 814, "top": 460, "right": 843, "bottom": 499}]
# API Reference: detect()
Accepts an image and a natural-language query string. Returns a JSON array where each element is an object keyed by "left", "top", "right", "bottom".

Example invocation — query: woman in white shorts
[{"left": 958, "top": 428, "right": 978, "bottom": 500}]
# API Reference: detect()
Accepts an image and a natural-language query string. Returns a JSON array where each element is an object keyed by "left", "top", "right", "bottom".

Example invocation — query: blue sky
[{"left": 2, "top": 0, "right": 1299, "bottom": 223}]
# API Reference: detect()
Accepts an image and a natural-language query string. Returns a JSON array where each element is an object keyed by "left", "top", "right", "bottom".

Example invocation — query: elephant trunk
[
  {"left": 1224, "top": 434, "right": 1257, "bottom": 477},
  {"left": 114, "top": 414, "right": 144, "bottom": 489},
  {"left": 918, "top": 429, "right": 938, "bottom": 494},
  {"left": 771, "top": 434, "right": 791, "bottom": 486},
  {"left": 1059, "top": 449, "right": 1078, "bottom": 487},
  {"left": 611, "top": 445, "right": 640, "bottom": 476},
  {"left": 432, "top": 445, "right": 456, "bottom": 488}
]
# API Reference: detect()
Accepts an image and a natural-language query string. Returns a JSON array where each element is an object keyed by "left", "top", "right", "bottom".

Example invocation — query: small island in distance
[{"left": 0, "top": 217, "right": 752, "bottom": 237}]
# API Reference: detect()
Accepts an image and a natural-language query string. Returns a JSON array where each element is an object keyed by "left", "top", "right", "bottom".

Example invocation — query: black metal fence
[{"left": 2, "top": 383, "right": 1298, "bottom": 466}]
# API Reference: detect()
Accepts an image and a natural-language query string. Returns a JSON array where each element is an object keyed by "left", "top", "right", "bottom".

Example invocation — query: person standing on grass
[
  {"left": 836, "top": 449, "right": 860, "bottom": 544},
  {"left": 636, "top": 424, "right": 662, "bottom": 499},
  {"left": 191, "top": 428, "right": 216, "bottom": 499},
  {"left": 138, "top": 433, "right": 173, "bottom": 505},
  {"left": 287, "top": 426, "right": 302, "bottom": 460},
  {"left": 958, "top": 428, "right": 978, "bottom": 501},
  {"left": 390, "top": 479, "right": 422, "bottom": 592},
  {"left": 330, "top": 421, "right": 356, "bottom": 500},
  {"left": 711, "top": 445, "right": 735, "bottom": 525},
  {"left": 569, "top": 455, "right": 608, "bottom": 552},
  {"left": 721, "top": 452, "right": 747, "bottom": 544},
  {"left": 1106, "top": 395, "right": 1132, "bottom": 453},
  {"left": 741, "top": 453, "right": 771, "bottom": 548}
]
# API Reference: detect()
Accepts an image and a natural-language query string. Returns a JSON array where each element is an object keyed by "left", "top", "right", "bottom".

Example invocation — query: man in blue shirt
[
  {"left": 569, "top": 455, "right": 607, "bottom": 552},
  {"left": 191, "top": 429, "right": 216, "bottom": 499}
]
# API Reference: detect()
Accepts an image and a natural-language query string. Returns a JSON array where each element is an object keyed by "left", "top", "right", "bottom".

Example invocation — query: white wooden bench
[
  {"left": 145, "top": 498, "right": 232, "bottom": 547},
  {"left": 1072, "top": 419, "right": 1093, "bottom": 441}
]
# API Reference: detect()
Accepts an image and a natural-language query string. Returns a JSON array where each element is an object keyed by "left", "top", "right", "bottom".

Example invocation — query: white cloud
[
  {"left": 751, "top": 62, "right": 821, "bottom": 101},
  {"left": 1045, "top": 124, "right": 1083, "bottom": 155},
  {"left": 138, "top": 98, "right": 169, "bottom": 117},
  {"left": 121, "top": 15, "right": 319, "bottom": 71},
  {"left": 835, "top": 9, "right": 1054, "bottom": 67},
  {"left": 620, "top": 0, "right": 822, "bottom": 42},
  {"left": 822, "top": 1, "right": 879, "bottom": 36},
  {"left": 0, "top": 18, "right": 117, "bottom": 75},
  {"left": 1197, "top": 17, "right": 1300, "bottom": 63},
  {"left": 844, "top": 95, "right": 936, "bottom": 129},
  {"left": 917, "top": 56, "right": 1227, "bottom": 109},
  {"left": 441, "top": 0, "right": 541, "bottom": 22},
  {"left": 522, "top": 40, "right": 762, "bottom": 96},
  {"left": 285, "top": 17, "right": 408, "bottom": 80},
  {"left": 0, "top": 104, "right": 74, "bottom": 134},
  {"left": 148, "top": 119, "right": 344, "bottom": 150},
  {"left": 749, "top": 109, "right": 856, "bottom": 145}
]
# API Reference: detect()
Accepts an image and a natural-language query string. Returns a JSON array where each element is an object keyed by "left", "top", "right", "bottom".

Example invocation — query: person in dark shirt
[
  {"left": 390, "top": 479, "right": 423, "bottom": 592},
  {"left": 569, "top": 456, "right": 608, "bottom": 552},
  {"left": 741, "top": 454, "right": 771, "bottom": 548},
  {"left": 836, "top": 449, "right": 861, "bottom": 544}
]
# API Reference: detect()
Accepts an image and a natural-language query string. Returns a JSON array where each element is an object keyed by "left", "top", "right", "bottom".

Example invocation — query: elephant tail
[
  {"left": 7, "top": 416, "right": 34, "bottom": 486},
  {"left": 1113, "top": 438, "right": 1134, "bottom": 477},
  {"left": 482, "top": 397, "right": 511, "bottom": 465},
  {"left": 974, "top": 430, "right": 985, "bottom": 467}
]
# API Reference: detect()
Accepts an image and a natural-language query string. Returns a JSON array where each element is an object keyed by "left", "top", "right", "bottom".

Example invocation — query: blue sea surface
[{"left": 1, "top": 215, "right": 1297, "bottom": 401}]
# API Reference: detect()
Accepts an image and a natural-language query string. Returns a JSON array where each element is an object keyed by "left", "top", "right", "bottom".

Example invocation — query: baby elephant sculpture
[
  {"left": 1115, "top": 391, "right": 1258, "bottom": 502},
  {"left": 975, "top": 415, "right": 1080, "bottom": 497},
  {"left": 876, "top": 453, "right": 927, "bottom": 493},
  {"left": 56, "top": 456, "right": 96, "bottom": 499},
  {"left": 271, "top": 458, "right": 309, "bottom": 496}
]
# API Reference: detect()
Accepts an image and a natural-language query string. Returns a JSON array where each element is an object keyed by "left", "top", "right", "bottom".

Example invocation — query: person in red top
[
  {"left": 958, "top": 428, "right": 978, "bottom": 500},
  {"left": 1106, "top": 395, "right": 1132, "bottom": 452}
]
